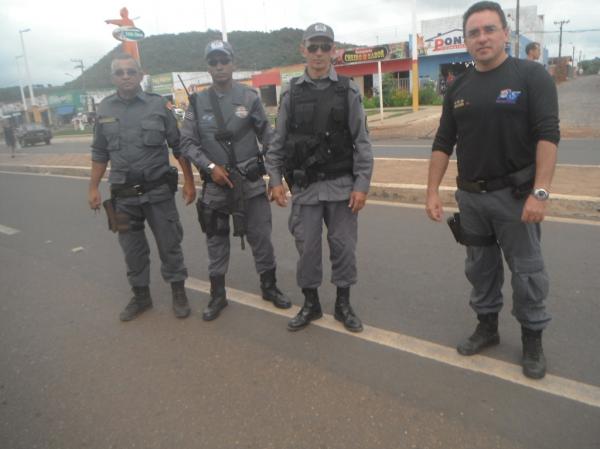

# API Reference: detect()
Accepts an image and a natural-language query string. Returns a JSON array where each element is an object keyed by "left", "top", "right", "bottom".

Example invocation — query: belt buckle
[
  {"left": 132, "top": 184, "right": 144, "bottom": 196},
  {"left": 476, "top": 180, "right": 488, "bottom": 193}
]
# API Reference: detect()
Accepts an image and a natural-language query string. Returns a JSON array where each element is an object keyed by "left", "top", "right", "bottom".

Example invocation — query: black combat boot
[
  {"left": 171, "top": 280, "right": 191, "bottom": 319},
  {"left": 260, "top": 268, "right": 292, "bottom": 309},
  {"left": 456, "top": 313, "right": 500, "bottom": 355},
  {"left": 120, "top": 286, "right": 153, "bottom": 322},
  {"left": 334, "top": 287, "right": 363, "bottom": 333},
  {"left": 287, "top": 288, "right": 323, "bottom": 331},
  {"left": 521, "top": 327, "right": 546, "bottom": 379},
  {"left": 203, "top": 275, "right": 228, "bottom": 321}
]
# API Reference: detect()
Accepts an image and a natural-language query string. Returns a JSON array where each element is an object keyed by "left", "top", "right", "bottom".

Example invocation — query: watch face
[{"left": 534, "top": 189, "right": 549, "bottom": 200}]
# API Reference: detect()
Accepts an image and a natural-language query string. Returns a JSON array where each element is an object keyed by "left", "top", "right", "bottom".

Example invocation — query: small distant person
[
  {"left": 526, "top": 42, "right": 541, "bottom": 61},
  {"left": 3, "top": 124, "right": 16, "bottom": 158}
]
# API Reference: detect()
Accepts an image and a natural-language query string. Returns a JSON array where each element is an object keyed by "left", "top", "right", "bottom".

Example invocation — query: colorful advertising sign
[
  {"left": 112, "top": 26, "right": 145, "bottom": 42},
  {"left": 333, "top": 42, "right": 410, "bottom": 65},
  {"left": 418, "top": 29, "right": 466, "bottom": 56}
]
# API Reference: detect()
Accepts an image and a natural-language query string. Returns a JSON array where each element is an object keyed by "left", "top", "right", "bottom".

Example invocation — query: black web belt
[
  {"left": 456, "top": 164, "right": 535, "bottom": 194},
  {"left": 111, "top": 177, "right": 168, "bottom": 198}
]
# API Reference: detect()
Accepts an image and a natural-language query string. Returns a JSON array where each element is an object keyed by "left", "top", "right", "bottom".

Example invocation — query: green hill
[{"left": 0, "top": 28, "right": 355, "bottom": 103}]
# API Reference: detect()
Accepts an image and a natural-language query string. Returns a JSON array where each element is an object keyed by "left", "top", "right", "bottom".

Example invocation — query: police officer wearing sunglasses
[
  {"left": 88, "top": 53, "right": 196, "bottom": 322},
  {"left": 181, "top": 41, "right": 291, "bottom": 321},
  {"left": 267, "top": 23, "right": 373, "bottom": 332}
]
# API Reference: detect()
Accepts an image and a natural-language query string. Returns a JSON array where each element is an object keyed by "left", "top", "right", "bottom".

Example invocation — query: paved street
[
  {"left": 3, "top": 136, "right": 598, "bottom": 165},
  {"left": 1, "top": 172, "right": 599, "bottom": 449}
]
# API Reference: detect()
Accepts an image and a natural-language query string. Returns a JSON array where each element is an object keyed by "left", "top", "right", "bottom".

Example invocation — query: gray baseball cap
[
  {"left": 204, "top": 40, "right": 234, "bottom": 59},
  {"left": 302, "top": 23, "right": 334, "bottom": 42}
]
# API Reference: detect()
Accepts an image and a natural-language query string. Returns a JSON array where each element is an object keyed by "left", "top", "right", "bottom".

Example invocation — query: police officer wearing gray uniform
[
  {"left": 180, "top": 41, "right": 291, "bottom": 321},
  {"left": 267, "top": 23, "right": 373, "bottom": 333},
  {"left": 426, "top": 2, "right": 559, "bottom": 379},
  {"left": 88, "top": 53, "right": 196, "bottom": 322}
]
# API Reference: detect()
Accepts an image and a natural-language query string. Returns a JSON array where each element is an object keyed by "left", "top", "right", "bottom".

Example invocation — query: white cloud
[{"left": 0, "top": 0, "right": 598, "bottom": 87}]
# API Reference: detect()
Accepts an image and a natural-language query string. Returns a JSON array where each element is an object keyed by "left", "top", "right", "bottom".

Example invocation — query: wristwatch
[
  {"left": 532, "top": 188, "right": 550, "bottom": 201},
  {"left": 207, "top": 162, "right": 216, "bottom": 174}
]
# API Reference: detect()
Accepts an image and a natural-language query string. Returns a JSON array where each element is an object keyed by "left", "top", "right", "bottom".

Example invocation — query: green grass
[{"left": 53, "top": 128, "right": 93, "bottom": 137}]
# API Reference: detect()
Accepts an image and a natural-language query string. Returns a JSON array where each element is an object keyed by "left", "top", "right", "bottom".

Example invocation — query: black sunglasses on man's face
[
  {"left": 306, "top": 43, "right": 333, "bottom": 53},
  {"left": 113, "top": 68, "right": 139, "bottom": 77},
  {"left": 207, "top": 57, "right": 232, "bottom": 67}
]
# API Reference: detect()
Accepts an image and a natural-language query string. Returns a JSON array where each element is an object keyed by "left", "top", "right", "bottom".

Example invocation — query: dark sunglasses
[
  {"left": 306, "top": 43, "right": 332, "bottom": 53},
  {"left": 113, "top": 68, "right": 139, "bottom": 77},
  {"left": 207, "top": 57, "right": 232, "bottom": 67}
]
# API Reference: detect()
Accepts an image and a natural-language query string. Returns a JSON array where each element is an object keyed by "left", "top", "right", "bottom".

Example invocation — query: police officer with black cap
[
  {"left": 181, "top": 40, "right": 291, "bottom": 321},
  {"left": 426, "top": 1, "right": 559, "bottom": 379},
  {"left": 267, "top": 23, "right": 373, "bottom": 332},
  {"left": 88, "top": 53, "right": 195, "bottom": 322}
]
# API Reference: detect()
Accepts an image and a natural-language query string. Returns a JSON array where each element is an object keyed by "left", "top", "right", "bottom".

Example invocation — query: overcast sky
[{"left": 1, "top": 0, "right": 598, "bottom": 88}]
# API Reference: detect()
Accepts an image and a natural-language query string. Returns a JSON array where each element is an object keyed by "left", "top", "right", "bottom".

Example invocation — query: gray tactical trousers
[
  {"left": 456, "top": 188, "right": 551, "bottom": 330},
  {"left": 206, "top": 194, "right": 276, "bottom": 277},
  {"left": 288, "top": 201, "right": 358, "bottom": 289},
  {"left": 116, "top": 197, "right": 188, "bottom": 287}
]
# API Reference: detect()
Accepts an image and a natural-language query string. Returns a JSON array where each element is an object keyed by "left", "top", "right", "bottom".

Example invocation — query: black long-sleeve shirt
[{"left": 433, "top": 57, "right": 560, "bottom": 181}]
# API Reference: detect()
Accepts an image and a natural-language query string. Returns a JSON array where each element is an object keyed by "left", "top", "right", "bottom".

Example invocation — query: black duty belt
[
  {"left": 456, "top": 177, "right": 512, "bottom": 193},
  {"left": 456, "top": 164, "right": 535, "bottom": 194},
  {"left": 306, "top": 170, "right": 352, "bottom": 183},
  {"left": 111, "top": 178, "right": 168, "bottom": 198}
]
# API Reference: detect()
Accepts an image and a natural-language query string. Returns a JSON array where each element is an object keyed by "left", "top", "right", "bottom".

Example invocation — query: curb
[{"left": 1, "top": 163, "right": 599, "bottom": 221}]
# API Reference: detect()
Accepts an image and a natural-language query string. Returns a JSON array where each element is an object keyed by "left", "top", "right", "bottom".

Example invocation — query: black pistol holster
[{"left": 447, "top": 213, "right": 497, "bottom": 247}]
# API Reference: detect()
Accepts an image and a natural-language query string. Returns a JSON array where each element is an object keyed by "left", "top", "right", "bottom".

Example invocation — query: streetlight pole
[
  {"left": 15, "top": 55, "right": 28, "bottom": 122},
  {"left": 19, "top": 28, "right": 35, "bottom": 108}
]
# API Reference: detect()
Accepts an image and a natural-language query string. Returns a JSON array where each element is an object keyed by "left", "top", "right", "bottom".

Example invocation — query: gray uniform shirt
[
  {"left": 91, "top": 90, "right": 181, "bottom": 204},
  {"left": 181, "top": 82, "right": 271, "bottom": 202},
  {"left": 266, "top": 66, "right": 373, "bottom": 205}
]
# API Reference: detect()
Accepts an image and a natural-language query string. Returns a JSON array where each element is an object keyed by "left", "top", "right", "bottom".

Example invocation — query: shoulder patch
[{"left": 98, "top": 116, "right": 118, "bottom": 124}]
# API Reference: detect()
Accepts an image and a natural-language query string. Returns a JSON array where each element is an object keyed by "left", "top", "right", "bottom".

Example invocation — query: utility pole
[
  {"left": 554, "top": 19, "right": 569, "bottom": 60},
  {"left": 220, "top": 0, "right": 228, "bottom": 42},
  {"left": 19, "top": 28, "right": 35, "bottom": 108},
  {"left": 71, "top": 59, "right": 86, "bottom": 111},
  {"left": 515, "top": 0, "right": 520, "bottom": 57},
  {"left": 15, "top": 55, "right": 28, "bottom": 122}
]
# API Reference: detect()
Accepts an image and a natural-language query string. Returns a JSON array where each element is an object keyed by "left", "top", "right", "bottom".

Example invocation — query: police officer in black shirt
[{"left": 426, "top": 1, "right": 559, "bottom": 379}]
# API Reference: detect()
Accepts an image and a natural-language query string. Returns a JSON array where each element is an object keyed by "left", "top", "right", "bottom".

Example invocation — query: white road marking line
[
  {"left": 373, "top": 144, "right": 431, "bottom": 148},
  {"left": 0, "top": 224, "right": 20, "bottom": 235},
  {"left": 186, "top": 276, "right": 600, "bottom": 409}
]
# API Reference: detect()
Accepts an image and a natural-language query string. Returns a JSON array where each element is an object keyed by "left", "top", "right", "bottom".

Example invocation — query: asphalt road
[
  {"left": 3, "top": 137, "right": 600, "bottom": 165},
  {"left": 0, "top": 172, "right": 599, "bottom": 449}
]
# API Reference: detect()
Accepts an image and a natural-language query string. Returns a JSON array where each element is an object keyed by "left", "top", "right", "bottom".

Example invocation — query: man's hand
[
  {"left": 88, "top": 187, "right": 102, "bottom": 210},
  {"left": 348, "top": 191, "right": 367, "bottom": 213},
  {"left": 182, "top": 181, "right": 197, "bottom": 205},
  {"left": 269, "top": 185, "right": 288, "bottom": 207},
  {"left": 426, "top": 191, "right": 444, "bottom": 222},
  {"left": 521, "top": 195, "right": 547, "bottom": 223},
  {"left": 211, "top": 165, "right": 234, "bottom": 188}
]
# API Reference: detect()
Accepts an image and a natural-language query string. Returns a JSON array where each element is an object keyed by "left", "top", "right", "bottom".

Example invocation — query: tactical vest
[
  {"left": 284, "top": 76, "right": 354, "bottom": 187},
  {"left": 191, "top": 87, "right": 259, "bottom": 167}
]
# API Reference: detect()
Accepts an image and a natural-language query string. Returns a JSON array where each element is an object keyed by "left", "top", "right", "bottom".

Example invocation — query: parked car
[{"left": 17, "top": 123, "right": 52, "bottom": 146}]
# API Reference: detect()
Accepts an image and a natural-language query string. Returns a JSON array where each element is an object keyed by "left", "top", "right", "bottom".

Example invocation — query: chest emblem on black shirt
[
  {"left": 454, "top": 99, "right": 468, "bottom": 109},
  {"left": 496, "top": 89, "right": 522, "bottom": 104},
  {"left": 235, "top": 106, "right": 249, "bottom": 118},
  {"left": 201, "top": 113, "right": 215, "bottom": 122}
]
